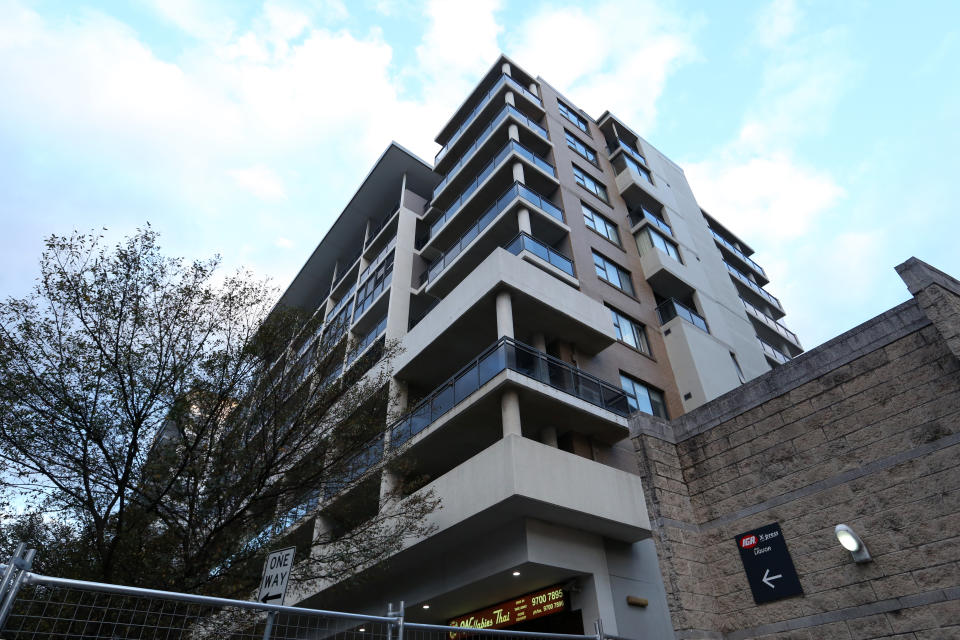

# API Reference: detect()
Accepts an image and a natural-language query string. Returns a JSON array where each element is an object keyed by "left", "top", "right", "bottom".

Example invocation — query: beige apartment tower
[{"left": 270, "top": 55, "right": 804, "bottom": 637}]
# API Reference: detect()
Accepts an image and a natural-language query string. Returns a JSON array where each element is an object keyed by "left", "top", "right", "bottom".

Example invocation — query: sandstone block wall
[{"left": 631, "top": 259, "right": 960, "bottom": 639}]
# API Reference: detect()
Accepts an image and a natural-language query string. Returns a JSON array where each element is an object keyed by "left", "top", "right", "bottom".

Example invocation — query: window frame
[
  {"left": 637, "top": 226, "right": 681, "bottom": 262},
  {"left": 565, "top": 129, "right": 599, "bottom": 166},
  {"left": 573, "top": 165, "right": 609, "bottom": 204},
  {"left": 619, "top": 373, "right": 668, "bottom": 418},
  {"left": 608, "top": 306, "right": 650, "bottom": 355},
  {"left": 593, "top": 251, "right": 634, "bottom": 296},
  {"left": 558, "top": 100, "right": 589, "bottom": 133},
  {"left": 582, "top": 202, "right": 620, "bottom": 246}
]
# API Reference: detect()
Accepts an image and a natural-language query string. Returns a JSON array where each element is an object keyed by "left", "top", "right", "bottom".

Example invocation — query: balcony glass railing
[
  {"left": 436, "top": 74, "right": 542, "bottom": 165},
  {"left": 609, "top": 139, "right": 647, "bottom": 167},
  {"left": 365, "top": 203, "right": 400, "bottom": 248},
  {"left": 390, "top": 337, "right": 629, "bottom": 449},
  {"left": 323, "top": 437, "right": 385, "bottom": 499},
  {"left": 725, "top": 262, "right": 783, "bottom": 311},
  {"left": 359, "top": 236, "right": 397, "bottom": 283},
  {"left": 420, "top": 182, "right": 564, "bottom": 286},
  {"left": 656, "top": 299, "right": 709, "bottom": 333},
  {"left": 629, "top": 206, "right": 673, "bottom": 237},
  {"left": 505, "top": 232, "right": 575, "bottom": 278},
  {"left": 711, "top": 229, "right": 766, "bottom": 278},
  {"left": 759, "top": 337, "right": 791, "bottom": 364},
  {"left": 742, "top": 298, "right": 799, "bottom": 345},
  {"left": 330, "top": 252, "right": 361, "bottom": 292},
  {"left": 427, "top": 141, "right": 556, "bottom": 244},
  {"left": 346, "top": 314, "right": 387, "bottom": 368},
  {"left": 433, "top": 105, "right": 549, "bottom": 201}
]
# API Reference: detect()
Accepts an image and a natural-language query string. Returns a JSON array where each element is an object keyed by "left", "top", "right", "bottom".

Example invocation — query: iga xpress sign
[
  {"left": 448, "top": 585, "right": 565, "bottom": 636},
  {"left": 735, "top": 523, "right": 803, "bottom": 605}
]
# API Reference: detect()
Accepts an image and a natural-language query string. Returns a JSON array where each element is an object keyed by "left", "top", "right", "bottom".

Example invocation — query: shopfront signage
[
  {"left": 734, "top": 523, "right": 803, "bottom": 604},
  {"left": 448, "top": 584, "right": 566, "bottom": 636}
]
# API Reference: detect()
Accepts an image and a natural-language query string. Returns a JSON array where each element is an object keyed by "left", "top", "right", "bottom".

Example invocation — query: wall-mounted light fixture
[{"left": 835, "top": 524, "right": 871, "bottom": 563}]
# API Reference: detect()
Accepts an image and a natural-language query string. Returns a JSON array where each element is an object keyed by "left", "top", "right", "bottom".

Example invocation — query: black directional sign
[{"left": 734, "top": 522, "right": 803, "bottom": 604}]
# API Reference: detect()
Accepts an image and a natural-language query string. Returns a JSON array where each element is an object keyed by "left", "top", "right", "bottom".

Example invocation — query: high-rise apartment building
[{"left": 274, "top": 55, "right": 803, "bottom": 635}]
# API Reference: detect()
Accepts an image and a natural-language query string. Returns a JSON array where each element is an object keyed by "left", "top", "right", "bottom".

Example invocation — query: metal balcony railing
[
  {"left": 656, "top": 299, "right": 709, "bottom": 333},
  {"left": 419, "top": 182, "right": 564, "bottom": 286},
  {"left": 725, "top": 261, "right": 783, "bottom": 311},
  {"left": 742, "top": 297, "right": 799, "bottom": 345},
  {"left": 758, "top": 337, "right": 792, "bottom": 364},
  {"left": 628, "top": 206, "right": 673, "bottom": 237},
  {"left": 436, "top": 74, "right": 542, "bottom": 164},
  {"left": 432, "top": 104, "right": 549, "bottom": 201},
  {"left": 608, "top": 139, "right": 647, "bottom": 167},
  {"left": 711, "top": 229, "right": 766, "bottom": 278},
  {"left": 390, "top": 337, "right": 630, "bottom": 449},
  {"left": 505, "top": 232, "right": 575, "bottom": 277}
]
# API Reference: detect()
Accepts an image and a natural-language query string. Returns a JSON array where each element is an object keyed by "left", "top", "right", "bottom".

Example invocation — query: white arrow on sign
[{"left": 762, "top": 569, "right": 783, "bottom": 589}]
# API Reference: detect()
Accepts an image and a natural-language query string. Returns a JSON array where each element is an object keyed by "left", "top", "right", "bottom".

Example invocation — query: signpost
[
  {"left": 734, "top": 523, "right": 803, "bottom": 605},
  {"left": 258, "top": 547, "right": 295, "bottom": 606}
]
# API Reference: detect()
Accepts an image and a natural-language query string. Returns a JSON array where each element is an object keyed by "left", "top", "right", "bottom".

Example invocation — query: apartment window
[
  {"left": 620, "top": 373, "right": 667, "bottom": 418},
  {"left": 593, "top": 251, "right": 634, "bottom": 295},
  {"left": 610, "top": 307, "right": 649, "bottom": 354},
  {"left": 573, "top": 165, "right": 609, "bottom": 203},
  {"left": 624, "top": 153, "right": 653, "bottom": 184},
  {"left": 565, "top": 130, "right": 598, "bottom": 165},
  {"left": 558, "top": 101, "right": 588, "bottom": 133},
  {"left": 582, "top": 202, "right": 620, "bottom": 245},
  {"left": 636, "top": 227, "right": 681, "bottom": 262}
]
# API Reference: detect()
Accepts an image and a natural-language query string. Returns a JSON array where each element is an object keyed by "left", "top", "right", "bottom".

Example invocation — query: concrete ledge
[{"left": 896, "top": 256, "right": 960, "bottom": 297}]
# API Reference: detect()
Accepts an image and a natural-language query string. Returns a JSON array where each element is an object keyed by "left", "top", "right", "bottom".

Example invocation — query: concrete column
[
  {"left": 500, "top": 389, "right": 522, "bottom": 438},
  {"left": 508, "top": 123, "right": 519, "bottom": 141},
  {"left": 557, "top": 341, "right": 575, "bottom": 364},
  {"left": 529, "top": 82, "right": 538, "bottom": 95},
  {"left": 517, "top": 208, "right": 532, "bottom": 235},
  {"left": 385, "top": 204, "right": 418, "bottom": 341},
  {"left": 379, "top": 466, "right": 401, "bottom": 506},
  {"left": 540, "top": 425, "right": 558, "bottom": 448},
  {"left": 505, "top": 90, "right": 515, "bottom": 107},
  {"left": 532, "top": 332, "right": 546, "bottom": 352},
  {"left": 501, "top": 62, "right": 511, "bottom": 76},
  {"left": 512, "top": 161, "right": 525, "bottom": 184},
  {"left": 495, "top": 290, "right": 514, "bottom": 339}
]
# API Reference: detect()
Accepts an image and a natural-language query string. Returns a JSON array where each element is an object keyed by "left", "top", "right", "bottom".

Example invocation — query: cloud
[
  {"left": 508, "top": 0, "right": 698, "bottom": 130},
  {"left": 755, "top": 0, "right": 800, "bottom": 49},
  {"left": 228, "top": 165, "right": 287, "bottom": 201}
]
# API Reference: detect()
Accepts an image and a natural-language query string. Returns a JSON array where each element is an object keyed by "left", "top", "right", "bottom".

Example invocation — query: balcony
[
  {"left": 422, "top": 140, "right": 558, "bottom": 252},
  {"left": 432, "top": 104, "right": 551, "bottom": 204},
  {"left": 638, "top": 244, "right": 695, "bottom": 301},
  {"left": 505, "top": 232, "right": 575, "bottom": 281},
  {"left": 391, "top": 337, "right": 630, "bottom": 452},
  {"left": 725, "top": 261, "right": 784, "bottom": 317},
  {"left": 435, "top": 74, "right": 544, "bottom": 170},
  {"left": 607, "top": 139, "right": 648, "bottom": 168},
  {"left": 741, "top": 297, "right": 802, "bottom": 352},
  {"left": 656, "top": 299, "right": 708, "bottom": 333},
  {"left": 711, "top": 229, "right": 767, "bottom": 285},
  {"left": 399, "top": 249, "right": 615, "bottom": 384},
  {"left": 419, "top": 182, "right": 567, "bottom": 296},
  {"left": 629, "top": 205, "right": 673, "bottom": 237},
  {"left": 759, "top": 337, "right": 792, "bottom": 365}
]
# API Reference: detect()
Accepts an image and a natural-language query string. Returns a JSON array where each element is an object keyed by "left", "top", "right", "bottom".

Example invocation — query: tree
[{"left": 0, "top": 228, "right": 437, "bottom": 597}]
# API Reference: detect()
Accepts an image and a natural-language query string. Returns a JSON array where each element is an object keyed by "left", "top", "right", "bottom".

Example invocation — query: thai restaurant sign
[{"left": 448, "top": 585, "right": 566, "bottom": 637}]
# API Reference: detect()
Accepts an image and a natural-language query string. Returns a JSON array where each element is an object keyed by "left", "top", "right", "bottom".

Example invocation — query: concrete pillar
[
  {"left": 501, "top": 389, "right": 522, "bottom": 438},
  {"left": 512, "top": 161, "right": 525, "bottom": 184},
  {"left": 505, "top": 91, "right": 515, "bottom": 107},
  {"left": 508, "top": 123, "right": 519, "bottom": 141},
  {"left": 557, "top": 340, "right": 575, "bottom": 364},
  {"left": 529, "top": 82, "right": 538, "bottom": 95},
  {"left": 385, "top": 205, "right": 418, "bottom": 341},
  {"left": 496, "top": 290, "right": 514, "bottom": 339},
  {"left": 517, "top": 208, "right": 532, "bottom": 235},
  {"left": 532, "top": 332, "right": 546, "bottom": 352},
  {"left": 540, "top": 425, "right": 558, "bottom": 448},
  {"left": 379, "top": 466, "right": 401, "bottom": 506},
  {"left": 502, "top": 62, "right": 511, "bottom": 76}
]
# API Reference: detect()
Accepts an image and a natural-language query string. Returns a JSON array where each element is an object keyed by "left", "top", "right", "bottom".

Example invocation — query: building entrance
[{"left": 507, "top": 608, "right": 584, "bottom": 634}]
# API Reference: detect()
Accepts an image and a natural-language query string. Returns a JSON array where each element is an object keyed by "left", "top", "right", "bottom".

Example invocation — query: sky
[{"left": 0, "top": 0, "right": 957, "bottom": 350}]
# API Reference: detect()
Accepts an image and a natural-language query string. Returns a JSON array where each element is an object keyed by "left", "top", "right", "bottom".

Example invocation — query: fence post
[
  {"left": 397, "top": 600, "right": 405, "bottom": 640},
  {"left": 0, "top": 545, "right": 35, "bottom": 630},
  {"left": 262, "top": 611, "right": 277, "bottom": 640},
  {"left": 593, "top": 618, "right": 604, "bottom": 640}
]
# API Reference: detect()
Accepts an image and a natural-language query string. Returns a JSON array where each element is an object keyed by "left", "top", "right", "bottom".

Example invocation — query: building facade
[
  {"left": 630, "top": 257, "right": 960, "bottom": 638},
  {"left": 273, "top": 55, "right": 803, "bottom": 636}
]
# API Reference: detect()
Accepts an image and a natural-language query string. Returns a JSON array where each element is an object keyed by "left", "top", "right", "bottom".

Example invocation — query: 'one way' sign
[{"left": 258, "top": 547, "right": 295, "bottom": 605}]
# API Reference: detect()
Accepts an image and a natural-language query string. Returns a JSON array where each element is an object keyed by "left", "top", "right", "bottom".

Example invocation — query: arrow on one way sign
[{"left": 762, "top": 569, "right": 783, "bottom": 589}]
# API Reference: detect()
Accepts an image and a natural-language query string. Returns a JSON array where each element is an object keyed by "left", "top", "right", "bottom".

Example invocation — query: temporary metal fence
[{"left": 1, "top": 545, "right": 611, "bottom": 640}]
